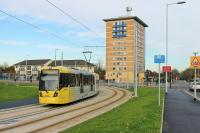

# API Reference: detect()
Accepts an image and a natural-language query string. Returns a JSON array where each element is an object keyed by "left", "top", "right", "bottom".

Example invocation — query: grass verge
[
  {"left": 0, "top": 82, "right": 38, "bottom": 103},
  {"left": 62, "top": 87, "right": 164, "bottom": 133}
]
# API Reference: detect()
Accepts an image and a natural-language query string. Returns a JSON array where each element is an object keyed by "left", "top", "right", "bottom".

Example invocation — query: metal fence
[
  {"left": 0, "top": 73, "right": 15, "bottom": 80},
  {"left": 98, "top": 80, "right": 164, "bottom": 89},
  {"left": 0, "top": 73, "right": 39, "bottom": 84}
]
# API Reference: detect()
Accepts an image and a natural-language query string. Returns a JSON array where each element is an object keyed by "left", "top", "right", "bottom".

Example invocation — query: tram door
[{"left": 80, "top": 74, "right": 84, "bottom": 93}]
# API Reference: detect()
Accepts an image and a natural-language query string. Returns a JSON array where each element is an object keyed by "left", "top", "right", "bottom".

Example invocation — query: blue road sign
[{"left": 154, "top": 55, "right": 165, "bottom": 64}]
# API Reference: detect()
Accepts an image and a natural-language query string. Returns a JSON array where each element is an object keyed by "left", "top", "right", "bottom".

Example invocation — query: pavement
[
  {"left": 0, "top": 98, "right": 38, "bottom": 109},
  {"left": 163, "top": 80, "right": 200, "bottom": 133}
]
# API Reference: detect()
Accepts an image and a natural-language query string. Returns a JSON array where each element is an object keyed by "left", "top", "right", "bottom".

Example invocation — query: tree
[
  {"left": 96, "top": 59, "right": 103, "bottom": 70},
  {"left": 145, "top": 70, "right": 160, "bottom": 83},
  {"left": 0, "top": 65, "right": 3, "bottom": 73},
  {"left": 2, "top": 62, "right": 9, "bottom": 70},
  {"left": 171, "top": 69, "right": 180, "bottom": 80},
  {"left": 94, "top": 59, "right": 105, "bottom": 80},
  {"left": 0, "top": 62, "right": 15, "bottom": 73},
  {"left": 180, "top": 68, "right": 194, "bottom": 81},
  {"left": 6, "top": 66, "right": 15, "bottom": 73}
]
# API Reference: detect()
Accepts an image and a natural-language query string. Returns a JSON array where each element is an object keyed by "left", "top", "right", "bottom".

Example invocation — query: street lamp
[
  {"left": 165, "top": 1, "right": 186, "bottom": 94},
  {"left": 55, "top": 49, "right": 59, "bottom": 67},
  {"left": 55, "top": 49, "right": 64, "bottom": 67}
]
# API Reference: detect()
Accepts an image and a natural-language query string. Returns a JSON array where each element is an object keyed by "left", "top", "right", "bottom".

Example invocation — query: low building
[
  {"left": 14, "top": 59, "right": 96, "bottom": 81},
  {"left": 48, "top": 60, "right": 95, "bottom": 73},
  {"left": 14, "top": 59, "right": 52, "bottom": 81}
]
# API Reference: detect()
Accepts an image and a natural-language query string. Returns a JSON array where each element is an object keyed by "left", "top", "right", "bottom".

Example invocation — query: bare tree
[
  {"left": 0, "top": 64, "right": 3, "bottom": 73},
  {"left": 2, "top": 62, "right": 9, "bottom": 70},
  {"left": 95, "top": 58, "right": 105, "bottom": 80},
  {"left": 97, "top": 58, "right": 104, "bottom": 70}
]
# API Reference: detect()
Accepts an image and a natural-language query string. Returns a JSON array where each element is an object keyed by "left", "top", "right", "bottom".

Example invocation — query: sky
[{"left": 0, "top": 0, "right": 199, "bottom": 72}]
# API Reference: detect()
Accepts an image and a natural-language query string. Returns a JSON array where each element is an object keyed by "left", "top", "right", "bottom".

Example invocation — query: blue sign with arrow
[{"left": 154, "top": 55, "right": 165, "bottom": 64}]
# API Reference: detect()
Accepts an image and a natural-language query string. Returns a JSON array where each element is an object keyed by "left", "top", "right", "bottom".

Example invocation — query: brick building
[{"left": 103, "top": 16, "right": 148, "bottom": 83}]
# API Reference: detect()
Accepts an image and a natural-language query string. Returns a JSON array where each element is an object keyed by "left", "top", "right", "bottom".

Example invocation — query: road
[{"left": 163, "top": 80, "right": 200, "bottom": 133}]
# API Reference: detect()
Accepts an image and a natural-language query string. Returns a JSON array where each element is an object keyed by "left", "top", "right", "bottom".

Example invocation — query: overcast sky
[{"left": 0, "top": 0, "right": 199, "bottom": 71}]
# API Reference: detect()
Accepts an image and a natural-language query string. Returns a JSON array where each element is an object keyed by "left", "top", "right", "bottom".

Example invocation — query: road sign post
[
  {"left": 194, "top": 67, "right": 197, "bottom": 100},
  {"left": 190, "top": 53, "right": 200, "bottom": 101},
  {"left": 154, "top": 55, "right": 165, "bottom": 106},
  {"left": 158, "top": 63, "right": 161, "bottom": 106},
  {"left": 162, "top": 66, "right": 172, "bottom": 90}
]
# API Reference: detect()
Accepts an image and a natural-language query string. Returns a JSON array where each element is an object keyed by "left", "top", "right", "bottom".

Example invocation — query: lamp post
[
  {"left": 82, "top": 51, "right": 92, "bottom": 71},
  {"left": 55, "top": 49, "right": 64, "bottom": 66},
  {"left": 165, "top": 1, "right": 186, "bottom": 94},
  {"left": 55, "top": 48, "right": 59, "bottom": 67}
]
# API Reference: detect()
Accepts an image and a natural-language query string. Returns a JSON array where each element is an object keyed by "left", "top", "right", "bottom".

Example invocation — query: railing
[{"left": 98, "top": 80, "right": 165, "bottom": 89}]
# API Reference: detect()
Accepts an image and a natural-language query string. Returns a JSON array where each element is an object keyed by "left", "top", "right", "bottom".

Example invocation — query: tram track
[
  {"left": 0, "top": 91, "right": 101, "bottom": 124},
  {"left": 0, "top": 91, "right": 100, "bottom": 122},
  {"left": 0, "top": 106, "right": 65, "bottom": 124},
  {"left": 0, "top": 104, "right": 41, "bottom": 113},
  {"left": 0, "top": 87, "right": 131, "bottom": 133},
  {"left": 35, "top": 88, "right": 128, "bottom": 133}
]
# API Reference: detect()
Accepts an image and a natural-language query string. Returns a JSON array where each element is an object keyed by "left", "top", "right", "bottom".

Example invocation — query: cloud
[
  {"left": 36, "top": 44, "right": 69, "bottom": 51},
  {"left": 34, "top": 29, "right": 43, "bottom": 33},
  {"left": 78, "top": 31, "right": 104, "bottom": 39},
  {"left": 36, "top": 43, "right": 83, "bottom": 52},
  {"left": 0, "top": 39, "right": 30, "bottom": 46},
  {"left": 64, "top": 30, "right": 103, "bottom": 40}
]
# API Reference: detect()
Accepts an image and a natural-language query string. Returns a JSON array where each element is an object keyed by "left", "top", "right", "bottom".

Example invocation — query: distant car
[{"left": 189, "top": 82, "right": 200, "bottom": 91}]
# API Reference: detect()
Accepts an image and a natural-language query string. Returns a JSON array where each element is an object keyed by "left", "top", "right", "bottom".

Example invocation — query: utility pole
[
  {"left": 165, "top": 1, "right": 186, "bottom": 94},
  {"left": 55, "top": 48, "right": 59, "bottom": 67},
  {"left": 82, "top": 51, "right": 92, "bottom": 72}
]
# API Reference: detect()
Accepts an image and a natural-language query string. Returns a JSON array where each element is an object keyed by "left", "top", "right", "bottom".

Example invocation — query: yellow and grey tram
[{"left": 39, "top": 66, "right": 98, "bottom": 104}]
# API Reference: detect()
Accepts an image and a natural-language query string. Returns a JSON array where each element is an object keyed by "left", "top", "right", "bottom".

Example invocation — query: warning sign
[{"left": 190, "top": 56, "right": 200, "bottom": 69}]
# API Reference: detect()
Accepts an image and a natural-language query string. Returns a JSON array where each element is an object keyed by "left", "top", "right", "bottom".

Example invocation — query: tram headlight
[
  {"left": 39, "top": 92, "right": 43, "bottom": 97},
  {"left": 54, "top": 92, "right": 58, "bottom": 97}
]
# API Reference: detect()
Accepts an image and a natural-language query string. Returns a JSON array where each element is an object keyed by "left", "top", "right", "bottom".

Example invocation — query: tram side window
[
  {"left": 83, "top": 75, "right": 90, "bottom": 85},
  {"left": 83, "top": 75, "right": 87, "bottom": 85},
  {"left": 60, "top": 73, "right": 76, "bottom": 88},
  {"left": 83, "top": 75, "right": 95, "bottom": 85}
]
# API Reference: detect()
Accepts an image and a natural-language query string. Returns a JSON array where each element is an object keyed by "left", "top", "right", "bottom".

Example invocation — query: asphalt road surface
[
  {"left": 163, "top": 80, "right": 200, "bottom": 133},
  {"left": 0, "top": 98, "right": 38, "bottom": 109}
]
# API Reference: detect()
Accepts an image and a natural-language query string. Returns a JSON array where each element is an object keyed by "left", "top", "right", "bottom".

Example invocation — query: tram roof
[
  {"left": 14, "top": 59, "right": 51, "bottom": 65},
  {"left": 48, "top": 60, "right": 95, "bottom": 67},
  {"left": 41, "top": 66, "right": 95, "bottom": 75}
]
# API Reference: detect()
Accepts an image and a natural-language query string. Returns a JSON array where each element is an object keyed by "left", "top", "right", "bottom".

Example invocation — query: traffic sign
[
  {"left": 162, "top": 66, "right": 171, "bottom": 72},
  {"left": 190, "top": 56, "right": 200, "bottom": 69},
  {"left": 154, "top": 54, "right": 165, "bottom": 106},
  {"left": 154, "top": 55, "right": 165, "bottom": 64}
]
